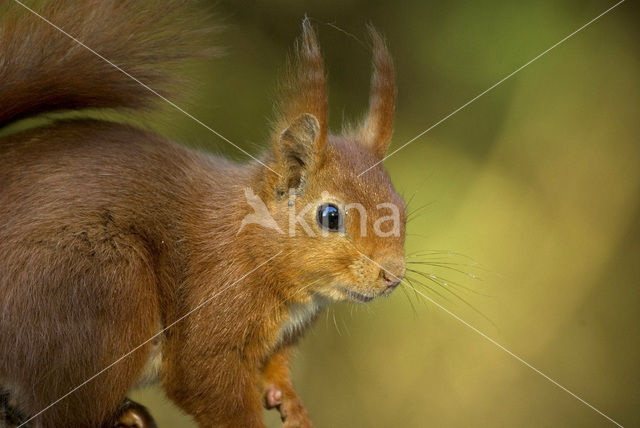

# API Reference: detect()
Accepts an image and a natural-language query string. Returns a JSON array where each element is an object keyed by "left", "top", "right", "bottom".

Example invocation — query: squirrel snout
[
  {"left": 379, "top": 259, "right": 405, "bottom": 289},
  {"left": 381, "top": 271, "right": 401, "bottom": 288}
]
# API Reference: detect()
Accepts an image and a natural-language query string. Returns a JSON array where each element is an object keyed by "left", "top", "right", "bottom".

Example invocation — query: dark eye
[{"left": 317, "top": 203, "right": 342, "bottom": 232}]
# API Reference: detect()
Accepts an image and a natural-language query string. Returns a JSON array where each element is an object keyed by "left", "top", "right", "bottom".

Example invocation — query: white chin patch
[{"left": 278, "top": 294, "right": 330, "bottom": 345}]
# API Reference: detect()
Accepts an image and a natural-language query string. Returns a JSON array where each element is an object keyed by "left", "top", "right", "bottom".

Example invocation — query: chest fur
[
  {"left": 133, "top": 324, "right": 164, "bottom": 389},
  {"left": 277, "top": 296, "right": 328, "bottom": 347}
]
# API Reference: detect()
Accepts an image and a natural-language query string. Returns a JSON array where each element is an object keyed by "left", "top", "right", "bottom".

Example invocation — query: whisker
[
  {"left": 399, "top": 283, "right": 419, "bottom": 317},
  {"left": 406, "top": 201, "right": 435, "bottom": 221},
  {"left": 407, "top": 260, "right": 484, "bottom": 271},
  {"left": 408, "top": 250, "right": 483, "bottom": 264},
  {"left": 406, "top": 274, "right": 458, "bottom": 303},
  {"left": 408, "top": 260, "right": 477, "bottom": 267},
  {"left": 404, "top": 188, "right": 419, "bottom": 211},
  {"left": 404, "top": 275, "right": 451, "bottom": 303},
  {"left": 407, "top": 261, "right": 482, "bottom": 279},
  {"left": 405, "top": 277, "right": 424, "bottom": 303},
  {"left": 405, "top": 268, "right": 489, "bottom": 297},
  {"left": 331, "top": 308, "right": 342, "bottom": 336},
  {"left": 407, "top": 270, "right": 496, "bottom": 328},
  {"left": 406, "top": 254, "right": 451, "bottom": 261},
  {"left": 342, "top": 310, "right": 352, "bottom": 336},
  {"left": 406, "top": 212, "right": 431, "bottom": 225},
  {"left": 406, "top": 233, "right": 429, "bottom": 239},
  {"left": 406, "top": 251, "right": 493, "bottom": 274},
  {"left": 401, "top": 280, "right": 434, "bottom": 310}
]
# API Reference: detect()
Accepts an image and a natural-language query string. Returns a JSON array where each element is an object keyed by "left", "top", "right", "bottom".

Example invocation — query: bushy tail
[{"left": 0, "top": 0, "right": 214, "bottom": 128}]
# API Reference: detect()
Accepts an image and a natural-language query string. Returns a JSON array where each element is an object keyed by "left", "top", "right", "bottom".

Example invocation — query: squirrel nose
[
  {"left": 379, "top": 258, "right": 405, "bottom": 289},
  {"left": 381, "top": 271, "right": 401, "bottom": 288}
]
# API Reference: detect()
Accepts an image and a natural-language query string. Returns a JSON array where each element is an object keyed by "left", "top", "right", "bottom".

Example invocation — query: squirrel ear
[
  {"left": 271, "top": 19, "right": 328, "bottom": 195},
  {"left": 273, "top": 19, "right": 328, "bottom": 149},
  {"left": 276, "top": 113, "right": 322, "bottom": 192},
  {"left": 359, "top": 26, "right": 396, "bottom": 158}
]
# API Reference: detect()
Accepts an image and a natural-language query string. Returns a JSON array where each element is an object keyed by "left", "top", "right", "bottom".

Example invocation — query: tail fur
[{"left": 0, "top": 0, "right": 213, "bottom": 128}]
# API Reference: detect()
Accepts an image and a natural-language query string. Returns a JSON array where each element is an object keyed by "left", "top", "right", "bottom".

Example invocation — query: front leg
[
  {"left": 164, "top": 350, "right": 266, "bottom": 428},
  {"left": 262, "top": 347, "right": 312, "bottom": 428}
]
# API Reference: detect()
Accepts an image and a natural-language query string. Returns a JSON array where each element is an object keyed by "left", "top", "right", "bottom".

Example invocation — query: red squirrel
[{"left": 0, "top": 1, "right": 406, "bottom": 427}]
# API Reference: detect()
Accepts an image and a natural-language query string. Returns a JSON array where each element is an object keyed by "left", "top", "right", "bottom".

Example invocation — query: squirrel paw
[
  {"left": 279, "top": 397, "right": 313, "bottom": 428},
  {"left": 264, "top": 385, "right": 283, "bottom": 409},
  {"left": 263, "top": 385, "right": 312, "bottom": 427}
]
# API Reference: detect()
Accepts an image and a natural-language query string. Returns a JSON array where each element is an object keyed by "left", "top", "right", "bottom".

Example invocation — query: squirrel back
[{"left": 0, "top": 0, "right": 211, "bottom": 129}]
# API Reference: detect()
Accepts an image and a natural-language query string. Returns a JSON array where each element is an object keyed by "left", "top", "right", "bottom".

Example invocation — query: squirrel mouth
[{"left": 338, "top": 287, "right": 376, "bottom": 303}]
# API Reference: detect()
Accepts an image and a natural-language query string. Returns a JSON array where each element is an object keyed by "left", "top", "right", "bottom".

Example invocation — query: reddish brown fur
[
  {"left": 359, "top": 27, "right": 397, "bottom": 156},
  {"left": 0, "top": 0, "right": 212, "bottom": 128},
  {"left": 0, "top": 2, "right": 404, "bottom": 427},
  {"left": 274, "top": 19, "right": 329, "bottom": 146}
]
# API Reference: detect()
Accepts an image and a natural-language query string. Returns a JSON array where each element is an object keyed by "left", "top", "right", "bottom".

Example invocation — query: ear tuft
[
  {"left": 271, "top": 19, "right": 328, "bottom": 194},
  {"left": 359, "top": 25, "right": 396, "bottom": 158},
  {"left": 276, "top": 113, "right": 322, "bottom": 193},
  {"left": 273, "top": 19, "right": 328, "bottom": 146}
]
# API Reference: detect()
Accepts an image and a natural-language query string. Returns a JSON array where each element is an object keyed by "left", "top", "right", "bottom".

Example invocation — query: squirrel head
[{"left": 250, "top": 20, "right": 405, "bottom": 303}]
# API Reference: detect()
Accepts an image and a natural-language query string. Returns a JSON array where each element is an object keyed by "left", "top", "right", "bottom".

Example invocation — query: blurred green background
[{"left": 20, "top": 0, "right": 640, "bottom": 426}]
